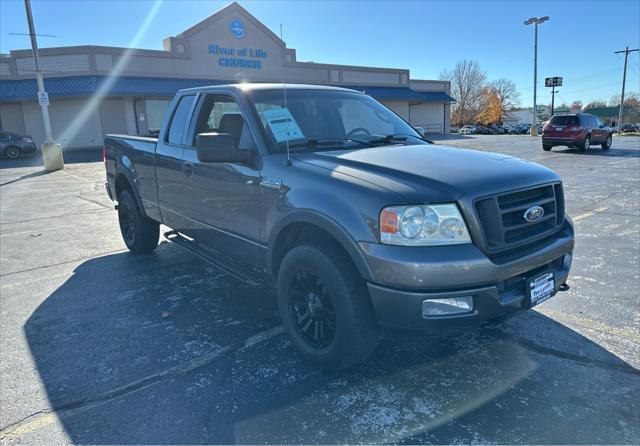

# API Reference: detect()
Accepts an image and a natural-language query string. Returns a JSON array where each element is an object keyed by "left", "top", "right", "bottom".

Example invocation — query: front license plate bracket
[{"left": 529, "top": 272, "right": 555, "bottom": 307}]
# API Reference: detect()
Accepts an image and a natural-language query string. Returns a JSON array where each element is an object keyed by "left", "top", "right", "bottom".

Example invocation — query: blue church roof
[{"left": 0, "top": 76, "right": 455, "bottom": 103}]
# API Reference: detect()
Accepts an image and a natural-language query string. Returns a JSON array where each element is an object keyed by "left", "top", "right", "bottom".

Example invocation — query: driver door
[{"left": 178, "top": 92, "right": 265, "bottom": 266}]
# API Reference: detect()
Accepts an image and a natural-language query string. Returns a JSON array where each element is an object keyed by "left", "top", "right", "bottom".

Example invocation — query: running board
[{"left": 164, "top": 231, "right": 268, "bottom": 286}]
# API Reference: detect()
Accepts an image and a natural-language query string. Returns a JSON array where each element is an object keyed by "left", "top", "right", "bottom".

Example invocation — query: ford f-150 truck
[{"left": 104, "top": 83, "right": 574, "bottom": 369}]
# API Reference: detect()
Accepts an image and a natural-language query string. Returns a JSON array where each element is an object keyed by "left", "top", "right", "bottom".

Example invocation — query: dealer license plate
[{"left": 529, "top": 272, "right": 555, "bottom": 307}]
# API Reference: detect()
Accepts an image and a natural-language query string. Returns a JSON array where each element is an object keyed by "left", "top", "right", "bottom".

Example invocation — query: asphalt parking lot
[{"left": 1, "top": 135, "right": 639, "bottom": 444}]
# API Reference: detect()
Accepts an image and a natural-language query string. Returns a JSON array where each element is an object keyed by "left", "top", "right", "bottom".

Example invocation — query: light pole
[
  {"left": 24, "top": 0, "right": 64, "bottom": 170},
  {"left": 524, "top": 16, "right": 549, "bottom": 136}
]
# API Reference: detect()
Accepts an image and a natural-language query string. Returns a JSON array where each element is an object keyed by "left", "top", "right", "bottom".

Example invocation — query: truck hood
[{"left": 294, "top": 144, "right": 561, "bottom": 202}]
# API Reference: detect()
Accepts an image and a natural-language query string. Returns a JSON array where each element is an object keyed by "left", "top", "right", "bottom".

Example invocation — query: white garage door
[{"left": 22, "top": 98, "right": 103, "bottom": 148}]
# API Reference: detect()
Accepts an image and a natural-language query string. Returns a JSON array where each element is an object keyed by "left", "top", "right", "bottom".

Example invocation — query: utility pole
[
  {"left": 24, "top": 0, "right": 63, "bottom": 170},
  {"left": 524, "top": 16, "right": 549, "bottom": 136},
  {"left": 614, "top": 46, "right": 639, "bottom": 133},
  {"left": 551, "top": 86, "right": 555, "bottom": 116}
]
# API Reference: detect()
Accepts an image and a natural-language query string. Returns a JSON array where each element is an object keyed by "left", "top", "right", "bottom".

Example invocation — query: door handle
[{"left": 182, "top": 162, "right": 194, "bottom": 177}]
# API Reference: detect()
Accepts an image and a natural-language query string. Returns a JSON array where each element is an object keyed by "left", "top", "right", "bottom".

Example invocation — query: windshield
[{"left": 248, "top": 89, "right": 426, "bottom": 153}]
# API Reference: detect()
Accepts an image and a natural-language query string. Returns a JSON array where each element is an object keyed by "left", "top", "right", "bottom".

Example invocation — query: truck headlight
[{"left": 380, "top": 204, "right": 471, "bottom": 246}]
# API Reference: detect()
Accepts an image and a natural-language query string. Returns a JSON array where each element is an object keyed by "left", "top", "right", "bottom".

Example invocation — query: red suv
[{"left": 542, "top": 113, "right": 612, "bottom": 152}]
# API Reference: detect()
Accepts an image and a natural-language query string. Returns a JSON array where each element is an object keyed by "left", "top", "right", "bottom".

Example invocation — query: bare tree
[
  {"left": 585, "top": 100, "right": 607, "bottom": 109},
  {"left": 610, "top": 92, "right": 639, "bottom": 106},
  {"left": 570, "top": 100, "right": 583, "bottom": 111},
  {"left": 440, "top": 59, "right": 486, "bottom": 126},
  {"left": 486, "top": 79, "right": 520, "bottom": 124},
  {"left": 611, "top": 92, "right": 640, "bottom": 123}
]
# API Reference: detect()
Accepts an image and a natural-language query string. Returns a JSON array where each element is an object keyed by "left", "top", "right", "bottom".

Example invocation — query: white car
[{"left": 459, "top": 125, "right": 476, "bottom": 135}]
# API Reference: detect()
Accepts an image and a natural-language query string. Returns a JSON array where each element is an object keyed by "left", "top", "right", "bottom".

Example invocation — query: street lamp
[{"left": 524, "top": 16, "right": 549, "bottom": 137}]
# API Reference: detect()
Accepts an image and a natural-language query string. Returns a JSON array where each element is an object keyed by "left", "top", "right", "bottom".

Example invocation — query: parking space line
[
  {"left": 528, "top": 153, "right": 567, "bottom": 161},
  {"left": 0, "top": 326, "right": 284, "bottom": 441},
  {"left": 573, "top": 206, "right": 608, "bottom": 222},
  {"left": 60, "top": 170, "right": 96, "bottom": 184},
  {"left": 536, "top": 308, "right": 640, "bottom": 343},
  {"left": 0, "top": 225, "right": 78, "bottom": 238}
]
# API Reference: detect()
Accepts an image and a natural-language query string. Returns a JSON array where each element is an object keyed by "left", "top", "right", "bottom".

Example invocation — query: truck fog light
[{"left": 422, "top": 296, "right": 473, "bottom": 317}]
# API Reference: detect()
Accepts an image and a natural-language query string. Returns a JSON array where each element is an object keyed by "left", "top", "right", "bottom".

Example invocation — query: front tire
[
  {"left": 542, "top": 144, "right": 552, "bottom": 151},
  {"left": 276, "top": 243, "right": 380, "bottom": 370},
  {"left": 601, "top": 134, "right": 612, "bottom": 150},
  {"left": 579, "top": 135, "right": 590, "bottom": 152},
  {"left": 117, "top": 190, "right": 159, "bottom": 254},
  {"left": 4, "top": 146, "right": 21, "bottom": 159}
]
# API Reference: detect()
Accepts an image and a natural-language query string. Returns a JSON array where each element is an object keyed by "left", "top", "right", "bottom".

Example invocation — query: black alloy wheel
[
  {"left": 118, "top": 199, "right": 136, "bottom": 246},
  {"left": 288, "top": 270, "right": 336, "bottom": 349}
]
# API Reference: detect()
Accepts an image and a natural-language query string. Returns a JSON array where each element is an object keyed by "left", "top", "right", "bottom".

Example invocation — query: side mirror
[{"left": 195, "top": 132, "right": 247, "bottom": 163}]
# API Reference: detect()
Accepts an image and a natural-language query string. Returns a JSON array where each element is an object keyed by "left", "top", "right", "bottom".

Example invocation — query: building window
[{"left": 145, "top": 99, "right": 170, "bottom": 134}]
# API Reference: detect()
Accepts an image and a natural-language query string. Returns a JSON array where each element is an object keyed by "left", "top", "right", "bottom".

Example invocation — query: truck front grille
[{"left": 474, "top": 183, "right": 565, "bottom": 253}]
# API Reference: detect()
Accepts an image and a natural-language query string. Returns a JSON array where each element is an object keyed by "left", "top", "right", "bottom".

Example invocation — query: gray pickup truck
[{"left": 104, "top": 83, "right": 574, "bottom": 369}]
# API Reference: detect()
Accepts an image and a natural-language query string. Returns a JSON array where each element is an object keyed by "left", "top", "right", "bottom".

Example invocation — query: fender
[
  {"left": 267, "top": 209, "right": 374, "bottom": 282},
  {"left": 114, "top": 155, "right": 147, "bottom": 217}
]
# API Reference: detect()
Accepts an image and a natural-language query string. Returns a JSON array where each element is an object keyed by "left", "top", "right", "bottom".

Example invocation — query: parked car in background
[
  {"left": 450, "top": 126, "right": 460, "bottom": 134},
  {"left": 0, "top": 131, "right": 37, "bottom": 159},
  {"left": 509, "top": 124, "right": 528, "bottom": 135},
  {"left": 475, "top": 125, "right": 490, "bottom": 135},
  {"left": 459, "top": 125, "right": 476, "bottom": 134},
  {"left": 489, "top": 124, "right": 504, "bottom": 134},
  {"left": 620, "top": 123, "right": 639, "bottom": 133},
  {"left": 542, "top": 113, "right": 613, "bottom": 152}
]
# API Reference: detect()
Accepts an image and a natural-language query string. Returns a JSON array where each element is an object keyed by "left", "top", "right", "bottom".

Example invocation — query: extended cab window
[
  {"left": 192, "top": 94, "right": 256, "bottom": 150},
  {"left": 167, "top": 95, "right": 195, "bottom": 145}
]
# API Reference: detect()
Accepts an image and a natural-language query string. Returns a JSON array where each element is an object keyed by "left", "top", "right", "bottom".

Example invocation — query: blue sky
[{"left": 1, "top": 0, "right": 639, "bottom": 106}]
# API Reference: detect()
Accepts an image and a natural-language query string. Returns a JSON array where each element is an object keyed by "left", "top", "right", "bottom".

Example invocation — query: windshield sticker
[{"left": 262, "top": 108, "right": 305, "bottom": 143}]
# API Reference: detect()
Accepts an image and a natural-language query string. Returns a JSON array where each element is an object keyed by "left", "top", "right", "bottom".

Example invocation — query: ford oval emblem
[{"left": 524, "top": 205, "right": 545, "bottom": 223}]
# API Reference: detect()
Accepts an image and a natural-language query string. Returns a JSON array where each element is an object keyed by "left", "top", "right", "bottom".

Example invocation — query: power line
[{"left": 512, "top": 68, "right": 622, "bottom": 93}]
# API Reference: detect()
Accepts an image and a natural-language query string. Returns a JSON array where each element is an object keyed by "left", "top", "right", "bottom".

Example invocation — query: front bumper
[{"left": 361, "top": 221, "right": 574, "bottom": 333}]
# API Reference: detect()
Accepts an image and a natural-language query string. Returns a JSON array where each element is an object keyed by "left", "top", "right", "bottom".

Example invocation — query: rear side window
[
  {"left": 580, "top": 116, "right": 595, "bottom": 127},
  {"left": 167, "top": 95, "right": 195, "bottom": 145},
  {"left": 549, "top": 116, "right": 579, "bottom": 126}
]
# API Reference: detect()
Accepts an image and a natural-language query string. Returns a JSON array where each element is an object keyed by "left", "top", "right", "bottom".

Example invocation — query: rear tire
[
  {"left": 276, "top": 243, "right": 380, "bottom": 370},
  {"left": 601, "top": 134, "right": 612, "bottom": 150},
  {"left": 117, "top": 190, "right": 159, "bottom": 254},
  {"left": 579, "top": 135, "right": 590, "bottom": 152},
  {"left": 4, "top": 146, "right": 21, "bottom": 159},
  {"left": 542, "top": 144, "right": 552, "bottom": 151}
]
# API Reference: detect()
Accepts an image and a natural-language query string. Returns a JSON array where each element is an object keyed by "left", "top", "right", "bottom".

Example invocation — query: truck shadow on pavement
[{"left": 21, "top": 245, "right": 640, "bottom": 444}]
